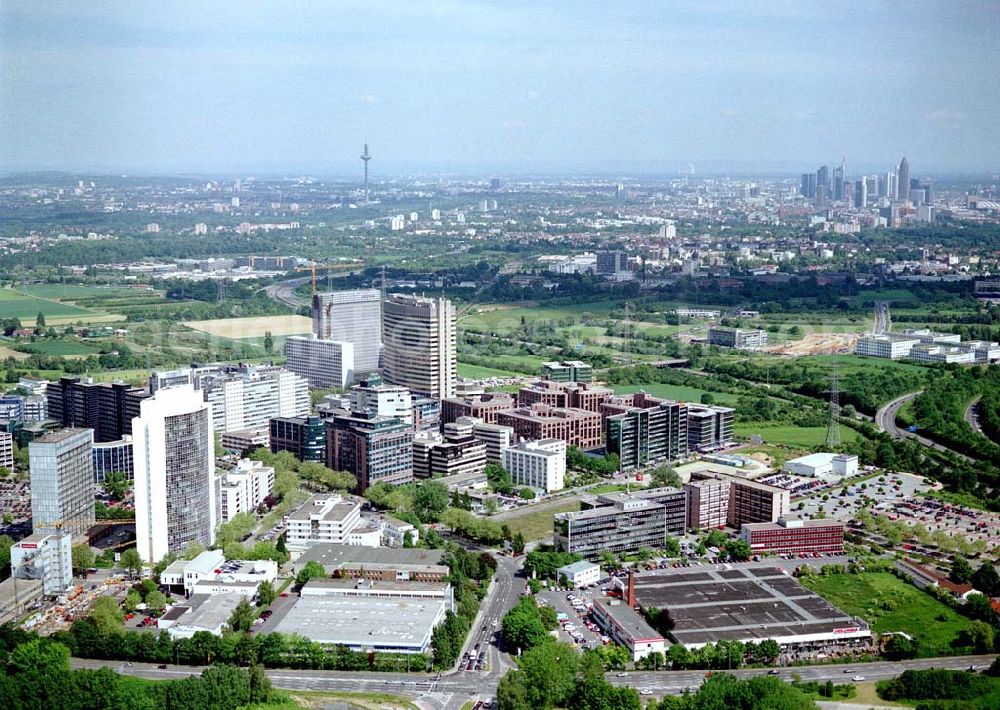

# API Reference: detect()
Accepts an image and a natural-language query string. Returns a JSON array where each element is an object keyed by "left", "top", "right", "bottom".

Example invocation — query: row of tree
[{"left": 0, "top": 630, "right": 278, "bottom": 710}]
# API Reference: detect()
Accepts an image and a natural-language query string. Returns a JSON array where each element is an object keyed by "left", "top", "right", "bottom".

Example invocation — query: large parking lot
[
  {"left": 794, "top": 471, "right": 930, "bottom": 521},
  {"left": 874, "top": 495, "right": 1000, "bottom": 549}
]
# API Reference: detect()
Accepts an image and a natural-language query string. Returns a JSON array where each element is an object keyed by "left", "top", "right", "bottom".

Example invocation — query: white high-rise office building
[
  {"left": 200, "top": 365, "right": 309, "bottom": 434},
  {"left": 29, "top": 428, "right": 94, "bottom": 538},
  {"left": 312, "top": 289, "right": 382, "bottom": 375},
  {"left": 382, "top": 294, "right": 456, "bottom": 399},
  {"left": 285, "top": 335, "right": 355, "bottom": 388},
  {"left": 133, "top": 386, "right": 216, "bottom": 563}
]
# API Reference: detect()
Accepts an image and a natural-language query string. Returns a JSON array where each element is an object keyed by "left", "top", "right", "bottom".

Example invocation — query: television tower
[{"left": 360, "top": 139, "right": 371, "bottom": 203}]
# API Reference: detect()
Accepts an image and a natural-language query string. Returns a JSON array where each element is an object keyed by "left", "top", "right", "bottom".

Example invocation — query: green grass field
[
  {"left": 800, "top": 572, "right": 970, "bottom": 656},
  {"left": 613, "top": 383, "right": 739, "bottom": 404},
  {"left": 461, "top": 301, "right": 621, "bottom": 332},
  {"left": 457, "top": 362, "right": 521, "bottom": 379},
  {"left": 15, "top": 339, "right": 105, "bottom": 356},
  {"left": 734, "top": 423, "right": 862, "bottom": 447},
  {"left": 20, "top": 284, "right": 157, "bottom": 301},
  {"left": 503, "top": 499, "right": 580, "bottom": 541},
  {"left": 0, "top": 289, "right": 96, "bottom": 321}
]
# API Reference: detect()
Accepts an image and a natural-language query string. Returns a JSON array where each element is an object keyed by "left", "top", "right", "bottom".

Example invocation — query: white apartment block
[
  {"left": 10, "top": 532, "right": 72, "bottom": 595},
  {"left": 501, "top": 438, "right": 566, "bottom": 493},
  {"left": 0, "top": 431, "right": 12, "bottom": 471},
  {"left": 202, "top": 366, "right": 310, "bottom": 433},
  {"left": 908, "top": 344, "right": 975, "bottom": 364},
  {"left": 456, "top": 416, "right": 513, "bottom": 462},
  {"left": 215, "top": 459, "right": 275, "bottom": 523},
  {"left": 285, "top": 335, "right": 355, "bottom": 388},
  {"left": 854, "top": 334, "right": 919, "bottom": 359},
  {"left": 350, "top": 380, "right": 413, "bottom": 424},
  {"left": 285, "top": 495, "right": 362, "bottom": 550}
]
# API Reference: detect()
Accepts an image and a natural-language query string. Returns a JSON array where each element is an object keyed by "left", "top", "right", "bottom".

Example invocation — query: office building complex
[
  {"left": 215, "top": 459, "right": 275, "bottom": 523},
  {"left": 45, "top": 377, "right": 149, "bottom": 443},
  {"left": 707, "top": 327, "right": 768, "bottom": 350},
  {"left": 684, "top": 477, "right": 731, "bottom": 529},
  {"left": 9, "top": 532, "right": 72, "bottom": 595},
  {"left": 220, "top": 428, "right": 269, "bottom": 455},
  {"left": 501, "top": 438, "right": 566, "bottom": 493},
  {"left": 312, "top": 289, "right": 382, "bottom": 375},
  {"left": 440, "top": 393, "right": 516, "bottom": 426},
  {"left": 200, "top": 365, "right": 309, "bottom": 434},
  {"left": 132, "top": 386, "right": 216, "bottom": 563},
  {"left": 496, "top": 404, "right": 602, "bottom": 450},
  {"left": 602, "top": 392, "right": 688, "bottom": 471},
  {"left": 285, "top": 335, "right": 355, "bottom": 388},
  {"left": 456, "top": 416, "right": 513, "bottom": 462},
  {"left": 518, "top": 380, "right": 614, "bottom": 413},
  {"left": 740, "top": 518, "right": 844, "bottom": 556},
  {"left": 688, "top": 471, "right": 789, "bottom": 527},
  {"left": 412, "top": 420, "right": 488, "bottom": 480},
  {"left": 284, "top": 495, "right": 362, "bottom": 550},
  {"left": 92, "top": 436, "right": 133, "bottom": 483},
  {"left": 270, "top": 416, "right": 325, "bottom": 462},
  {"left": 29, "top": 428, "right": 94, "bottom": 537},
  {"left": 326, "top": 411, "right": 413, "bottom": 491},
  {"left": 685, "top": 405, "right": 735, "bottom": 452},
  {"left": 554, "top": 488, "right": 686, "bottom": 560},
  {"left": 541, "top": 360, "right": 593, "bottom": 383},
  {"left": 349, "top": 375, "right": 413, "bottom": 425},
  {"left": 382, "top": 294, "right": 456, "bottom": 399}
]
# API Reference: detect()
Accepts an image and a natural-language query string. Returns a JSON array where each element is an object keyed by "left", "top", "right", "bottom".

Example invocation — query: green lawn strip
[
  {"left": 612, "top": 383, "right": 738, "bottom": 405},
  {"left": 734, "top": 423, "right": 862, "bottom": 447},
  {"left": 503, "top": 499, "right": 580, "bottom": 541},
  {"left": 457, "top": 362, "right": 522, "bottom": 379},
  {"left": 799, "top": 572, "right": 969, "bottom": 656}
]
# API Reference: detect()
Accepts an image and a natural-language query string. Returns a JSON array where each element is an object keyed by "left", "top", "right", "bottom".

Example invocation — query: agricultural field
[
  {"left": 182, "top": 315, "right": 312, "bottom": 339},
  {"left": 734, "top": 423, "right": 863, "bottom": 447},
  {"left": 613, "top": 383, "right": 739, "bottom": 405},
  {"left": 461, "top": 301, "right": 621, "bottom": 332},
  {"left": 800, "top": 571, "right": 970, "bottom": 656},
  {"left": 14, "top": 339, "right": 106, "bottom": 356},
  {"left": 0, "top": 288, "right": 101, "bottom": 323}
]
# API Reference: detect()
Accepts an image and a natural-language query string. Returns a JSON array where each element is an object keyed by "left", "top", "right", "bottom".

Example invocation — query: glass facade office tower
[
  {"left": 382, "top": 294, "right": 456, "bottom": 399},
  {"left": 312, "top": 289, "right": 382, "bottom": 375},
  {"left": 132, "top": 386, "right": 215, "bottom": 563},
  {"left": 29, "top": 428, "right": 95, "bottom": 537}
]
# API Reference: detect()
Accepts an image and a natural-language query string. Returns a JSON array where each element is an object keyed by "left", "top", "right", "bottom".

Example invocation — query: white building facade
[
  {"left": 284, "top": 335, "right": 355, "bottom": 388},
  {"left": 501, "top": 438, "right": 566, "bottom": 493},
  {"left": 132, "top": 386, "right": 216, "bottom": 563}
]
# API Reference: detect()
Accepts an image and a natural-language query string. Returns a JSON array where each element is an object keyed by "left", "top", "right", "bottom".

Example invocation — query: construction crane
[{"left": 295, "top": 262, "right": 359, "bottom": 295}]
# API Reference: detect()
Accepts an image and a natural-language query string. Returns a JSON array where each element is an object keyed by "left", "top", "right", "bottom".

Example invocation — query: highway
[
  {"left": 72, "top": 653, "right": 999, "bottom": 706},
  {"left": 875, "top": 390, "right": 973, "bottom": 461},
  {"left": 263, "top": 276, "right": 311, "bottom": 309},
  {"left": 966, "top": 396, "right": 983, "bottom": 436},
  {"left": 873, "top": 301, "right": 891, "bottom": 335}
]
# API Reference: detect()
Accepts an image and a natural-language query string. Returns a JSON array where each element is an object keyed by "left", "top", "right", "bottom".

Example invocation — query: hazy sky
[{"left": 1, "top": 1, "right": 998, "bottom": 175}]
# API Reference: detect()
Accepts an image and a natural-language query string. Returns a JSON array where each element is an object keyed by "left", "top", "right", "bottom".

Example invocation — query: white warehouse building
[{"left": 784, "top": 453, "right": 858, "bottom": 479}]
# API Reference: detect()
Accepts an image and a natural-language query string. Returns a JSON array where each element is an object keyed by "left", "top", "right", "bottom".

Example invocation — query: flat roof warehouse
[{"left": 633, "top": 566, "right": 870, "bottom": 648}]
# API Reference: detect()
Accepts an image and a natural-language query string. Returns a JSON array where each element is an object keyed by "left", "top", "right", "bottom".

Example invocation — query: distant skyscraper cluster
[{"left": 800, "top": 156, "right": 933, "bottom": 219}]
